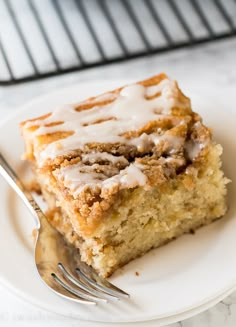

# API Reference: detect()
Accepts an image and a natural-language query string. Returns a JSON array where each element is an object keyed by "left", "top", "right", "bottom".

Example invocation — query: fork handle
[{"left": 0, "top": 153, "right": 41, "bottom": 229}]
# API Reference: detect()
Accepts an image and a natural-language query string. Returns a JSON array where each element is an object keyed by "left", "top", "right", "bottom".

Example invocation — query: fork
[{"left": 0, "top": 153, "right": 129, "bottom": 305}]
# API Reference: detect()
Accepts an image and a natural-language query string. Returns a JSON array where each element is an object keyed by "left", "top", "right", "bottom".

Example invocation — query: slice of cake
[{"left": 20, "top": 74, "right": 229, "bottom": 277}]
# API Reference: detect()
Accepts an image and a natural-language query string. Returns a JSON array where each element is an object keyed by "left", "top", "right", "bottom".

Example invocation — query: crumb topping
[{"left": 21, "top": 74, "right": 212, "bottom": 200}]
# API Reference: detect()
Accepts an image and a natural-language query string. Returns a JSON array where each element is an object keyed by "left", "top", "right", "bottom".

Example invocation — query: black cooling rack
[{"left": 0, "top": 0, "right": 236, "bottom": 85}]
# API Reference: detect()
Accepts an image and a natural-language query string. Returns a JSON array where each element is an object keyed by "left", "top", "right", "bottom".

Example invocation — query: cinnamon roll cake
[{"left": 20, "top": 74, "right": 229, "bottom": 277}]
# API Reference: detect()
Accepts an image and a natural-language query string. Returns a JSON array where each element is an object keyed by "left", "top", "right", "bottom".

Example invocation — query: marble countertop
[{"left": 0, "top": 38, "right": 236, "bottom": 327}]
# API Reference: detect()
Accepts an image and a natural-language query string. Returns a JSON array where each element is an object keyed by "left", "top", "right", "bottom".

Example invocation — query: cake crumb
[
  {"left": 31, "top": 228, "right": 38, "bottom": 242},
  {"left": 135, "top": 271, "right": 140, "bottom": 276},
  {"left": 25, "top": 180, "right": 41, "bottom": 195}
]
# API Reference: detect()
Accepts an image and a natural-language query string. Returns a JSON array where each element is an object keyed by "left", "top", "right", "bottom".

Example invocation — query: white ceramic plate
[
  {"left": 35, "top": 285, "right": 235, "bottom": 327},
  {"left": 0, "top": 80, "right": 235, "bottom": 323}
]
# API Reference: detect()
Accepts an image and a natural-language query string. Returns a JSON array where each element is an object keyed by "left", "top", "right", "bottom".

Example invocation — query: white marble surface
[{"left": 0, "top": 38, "right": 236, "bottom": 327}]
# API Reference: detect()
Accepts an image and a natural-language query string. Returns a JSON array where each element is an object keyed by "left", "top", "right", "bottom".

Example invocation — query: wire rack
[{"left": 0, "top": 0, "right": 236, "bottom": 85}]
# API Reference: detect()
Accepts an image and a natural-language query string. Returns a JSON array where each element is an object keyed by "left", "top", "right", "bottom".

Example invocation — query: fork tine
[
  {"left": 76, "top": 267, "right": 130, "bottom": 299},
  {"left": 58, "top": 263, "right": 108, "bottom": 303},
  {"left": 51, "top": 273, "right": 96, "bottom": 305},
  {"left": 0, "top": 152, "right": 130, "bottom": 304},
  {"left": 93, "top": 274, "right": 130, "bottom": 298}
]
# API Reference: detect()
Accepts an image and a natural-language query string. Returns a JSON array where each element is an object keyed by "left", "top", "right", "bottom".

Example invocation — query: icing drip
[
  {"left": 185, "top": 141, "right": 205, "bottom": 161},
  {"left": 185, "top": 123, "right": 209, "bottom": 161}
]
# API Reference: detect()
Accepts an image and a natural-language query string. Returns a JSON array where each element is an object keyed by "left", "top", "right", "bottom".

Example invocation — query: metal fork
[{"left": 0, "top": 153, "right": 129, "bottom": 305}]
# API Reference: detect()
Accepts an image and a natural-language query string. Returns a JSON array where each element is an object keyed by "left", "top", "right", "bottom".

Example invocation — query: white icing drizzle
[
  {"left": 25, "top": 79, "right": 188, "bottom": 165},
  {"left": 54, "top": 163, "right": 108, "bottom": 195},
  {"left": 55, "top": 162, "right": 147, "bottom": 196},
  {"left": 185, "top": 141, "right": 205, "bottom": 161},
  {"left": 25, "top": 78, "right": 203, "bottom": 196},
  {"left": 130, "top": 133, "right": 184, "bottom": 154},
  {"left": 102, "top": 164, "right": 147, "bottom": 191},
  {"left": 164, "top": 157, "right": 185, "bottom": 165},
  {"left": 55, "top": 154, "right": 188, "bottom": 197},
  {"left": 81, "top": 152, "right": 129, "bottom": 166},
  {"left": 145, "top": 80, "right": 175, "bottom": 97},
  {"left": 185, "top": 122, "right": 210, "bottom": 161}
]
